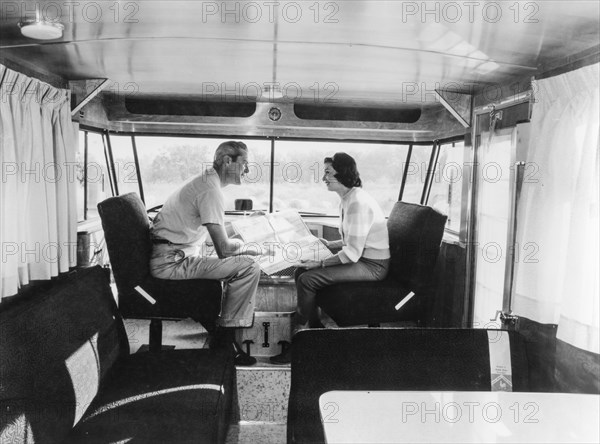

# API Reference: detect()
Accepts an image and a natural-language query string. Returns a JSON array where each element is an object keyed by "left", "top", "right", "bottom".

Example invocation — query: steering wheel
[
  {"left": 147, "top": 204, "right": 163, "bottom": 214},
  {"left": 147, "top": 204, "right": 162, "bottom": 223}
]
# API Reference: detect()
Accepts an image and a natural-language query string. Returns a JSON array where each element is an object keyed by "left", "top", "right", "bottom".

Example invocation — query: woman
[{"left": 271, "top": 152, "right": 390, "bottom": 364}]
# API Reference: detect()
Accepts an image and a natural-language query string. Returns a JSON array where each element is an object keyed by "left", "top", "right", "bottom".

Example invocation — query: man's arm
[{"left": 205, "top": 223, "right": 262, "bottom": 258}]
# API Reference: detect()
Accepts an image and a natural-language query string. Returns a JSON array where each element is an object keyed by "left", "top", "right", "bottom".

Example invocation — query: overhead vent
[
  {"left": 294, "top": 104, "right": 421, "bottom": 123},
  {"left": 125, "top": 98, "right": 256, "bottom": 118}
]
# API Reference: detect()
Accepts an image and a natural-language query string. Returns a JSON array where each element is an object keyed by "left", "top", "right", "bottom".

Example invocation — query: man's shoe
[
  {"left": 232, "top": 341, "right": 256, "bottom": 366},
  {"left": 234, "top": 349, "right": 257, "bottom": 366},
  {"left": 270, "top": 346, "right": 291, "bottom": 365},
  {"left": 208, "top": 331, "right": 227, "bottom": 350},
  {"left": 308, "top": 319, "right": 325, "bottom": 329}
]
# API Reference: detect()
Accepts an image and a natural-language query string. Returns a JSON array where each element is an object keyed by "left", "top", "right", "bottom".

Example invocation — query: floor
[
  {"left": 123, "top": 318, "right": 289, "bottom": 444},
  {"left": 122, "top": 300, "right": 413, "bottom": 444}
]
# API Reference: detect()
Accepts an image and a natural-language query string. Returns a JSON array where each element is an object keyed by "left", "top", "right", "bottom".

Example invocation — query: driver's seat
[{"left": 97, "top": 193, "right": 223, "bottom": 351}]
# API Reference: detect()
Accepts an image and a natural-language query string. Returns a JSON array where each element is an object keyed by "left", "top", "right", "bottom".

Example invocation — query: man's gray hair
[{"left": 213, "top": 141, "right": 248, "bottom": 169}]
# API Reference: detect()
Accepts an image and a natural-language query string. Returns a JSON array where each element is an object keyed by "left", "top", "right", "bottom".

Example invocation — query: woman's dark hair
[{"left": 324, "top": 152, "right": 362, "bottom": 188}]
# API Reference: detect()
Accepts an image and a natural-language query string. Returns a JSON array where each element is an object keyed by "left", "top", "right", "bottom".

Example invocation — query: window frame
[
  {"left": 423, "top": 137, "right": 467, "bottom": 238},
  {"left": 76, "top": 128, "right": 464, "bottom": 237}
]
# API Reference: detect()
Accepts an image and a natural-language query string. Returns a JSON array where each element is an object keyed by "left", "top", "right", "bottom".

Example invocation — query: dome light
[{"left": 19, "top": 20, "right": 64, "bottom": 40}]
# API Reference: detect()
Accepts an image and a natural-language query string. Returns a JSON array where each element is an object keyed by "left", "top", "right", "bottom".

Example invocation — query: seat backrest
[
  {"left": 387, "top": 201, "right": 447, "bottom": 291},
  {"left": 288, "top": 328, "right": 530, "bottom": 444},
  {"left": 97, "top": 193, "right": 152, "bottom": 297}
]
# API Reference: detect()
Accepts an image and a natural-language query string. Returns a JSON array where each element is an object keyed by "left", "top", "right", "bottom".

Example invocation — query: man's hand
[
  {"left": 226, "top": 238, "right": 245, "bottom": 255},
  {"left": 205, "top": 224, "right": 280, "bottom": 258}
]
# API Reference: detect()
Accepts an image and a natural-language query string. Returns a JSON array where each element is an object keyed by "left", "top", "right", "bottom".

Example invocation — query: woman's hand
[{"left": 300, "top": 259, "right": 321, "bottom": 270}]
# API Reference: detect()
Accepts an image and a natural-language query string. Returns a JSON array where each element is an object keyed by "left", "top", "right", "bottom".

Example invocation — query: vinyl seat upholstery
[
  {"left": 0, "top": 266, "right": 234, "bottom": 444},
  {"left": 316, "top": 201, "right": 447, "bottom": 326},
  {"left": 287, "top": 328, "right": 530, "bottom": 444},
  {"left": 97, "top": 192, "right": 223, "bottom": 351}
]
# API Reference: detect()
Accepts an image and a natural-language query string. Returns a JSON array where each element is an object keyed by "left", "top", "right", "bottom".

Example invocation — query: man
[{"left": 149, "top": 141, "right": 264, "bottom": 366}]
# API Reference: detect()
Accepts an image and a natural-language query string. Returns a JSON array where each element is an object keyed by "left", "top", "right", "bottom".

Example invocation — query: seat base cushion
[
  {"left": 67, "top": 349, "right": 234, "bottom": 444},
  {"left": 315, "top": 278, "right": 424, "bottom": 326},
  {"left": 119, "top": 277, "right": 223, "bottom": 326}
]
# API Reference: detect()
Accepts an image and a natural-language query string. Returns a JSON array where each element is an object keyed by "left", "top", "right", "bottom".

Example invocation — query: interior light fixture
[{"left": 18, "top": 7, "right": 64, "bottom": 40}]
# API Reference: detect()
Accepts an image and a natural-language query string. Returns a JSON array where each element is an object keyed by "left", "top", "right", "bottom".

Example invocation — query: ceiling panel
[
  {"left": 2, "top": 39, "right": 275, "bottom": 94},
  {"left": 0, "top": 0, "right": 598, "bottom": 109},
  {"left": 276, "top": 42, "right": 526, "bottom": 106}
]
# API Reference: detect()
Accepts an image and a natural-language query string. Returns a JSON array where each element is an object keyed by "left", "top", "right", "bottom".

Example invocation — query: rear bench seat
[
  {"left": 287, "top": 328, "right": 530, "bottom": 444},
  {"left": 0, "top": 266, "right": 234, "bottom": 444}
]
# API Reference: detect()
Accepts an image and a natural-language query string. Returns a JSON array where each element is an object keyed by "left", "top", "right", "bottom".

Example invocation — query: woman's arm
[
  {"left": 300, "top": 254, "right": 343, "bottom": 270},
  {"left": 337, "top": 201, "right": 374, "bottom": 263},
  {"left": 322, "top": 238, "right": 344, "bottom": 250}
]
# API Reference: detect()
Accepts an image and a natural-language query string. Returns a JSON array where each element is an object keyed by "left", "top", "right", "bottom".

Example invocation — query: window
[
  {"left": 134, "top": 137, "right": 271, "bottom": 211},
  {"left": 400, "top": 145, "right": 436, "bottom": 205},
  {"left": 76, "top": 131, "right": 110, "bottom": 221},
  {"left": 134, "top": 138, "right": 406, "bottom": 216},
  {"left": 108, "top": 135, "right": 140, "bottom": 198},
  {"left": 428, "top": 141, "right": 465, "bottom": 232},
  {"left": 235, "top": 140, "right": 271, "bottom": 211},
  {"left": 273, "top": 140, "right": 407, "bottom": 216},
  {"left": 472, "top": 130, "right": 513, "bottom": 327},
  {"left": 76, "top": 131, "right": 464, "bottom": 226}
]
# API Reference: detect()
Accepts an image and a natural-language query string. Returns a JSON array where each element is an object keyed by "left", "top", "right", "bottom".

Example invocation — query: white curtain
[
  {"left": 0, "top": 65, "right": 78, "bottom": 300},
  {"left": 513, "top": 63, "right": 599, "bottom": 353}
]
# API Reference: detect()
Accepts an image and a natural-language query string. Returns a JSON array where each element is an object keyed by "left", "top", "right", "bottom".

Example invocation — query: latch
[
  {"left": 262, "top": 321, "right": 270, "bottom": 348},
  {"left": 490, "top": 310, "right": 518, "bottom": 325}
]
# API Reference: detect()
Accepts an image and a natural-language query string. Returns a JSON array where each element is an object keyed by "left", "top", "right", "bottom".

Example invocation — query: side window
[
  {"left": 428, "top": 141, "right": 465, "bottom": 233},
  {"left": 400, "top": 145, "right": 436, "bottom": 205},
  {"left": 109, "top": 135, "right": 140, "bottom": 198},
  {"left": 76, "top": 131, "right": 110, "bottom": 221}
]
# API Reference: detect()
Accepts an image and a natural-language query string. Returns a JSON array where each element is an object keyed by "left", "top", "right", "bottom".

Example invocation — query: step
[
  {"left": 237, "top": 312, "right": 293, "bottom": 357},
  {"left": 225, "top": 422, "right": 286, "bottom": 444},
  {"left": 232, "top": 357, "right": 291, "bottom": 424}
]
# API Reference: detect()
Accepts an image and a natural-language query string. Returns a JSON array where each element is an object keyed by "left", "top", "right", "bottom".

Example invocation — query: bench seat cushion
[{"left": 67, "top": 349, "right": 234, "bottom": 444}]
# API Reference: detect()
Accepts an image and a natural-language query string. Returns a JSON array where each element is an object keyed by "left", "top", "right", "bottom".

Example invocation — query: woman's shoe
[{"left": 270, "top": 346, "right": 292, "bottom": 365}]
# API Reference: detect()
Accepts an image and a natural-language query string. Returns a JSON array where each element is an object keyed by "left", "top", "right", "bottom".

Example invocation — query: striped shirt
[{"left": 337, "top": 187, "right": 391, "bottom": 263}]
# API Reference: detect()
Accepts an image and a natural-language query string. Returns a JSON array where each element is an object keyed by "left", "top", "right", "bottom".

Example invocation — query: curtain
[
  {"left": 512, "top": 63, "right": 599, "bottom": 353},
  {"left": 0, "top": 65, "right": 78, "bottom": 300}
]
